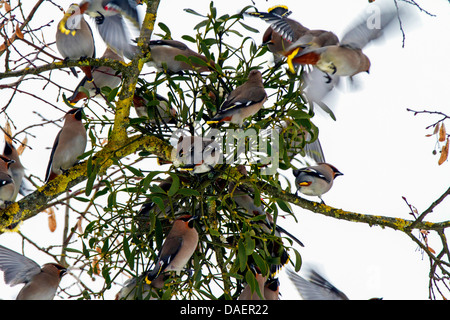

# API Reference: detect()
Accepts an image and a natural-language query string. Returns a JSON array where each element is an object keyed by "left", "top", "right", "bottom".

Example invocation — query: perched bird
[
  {"left": 286, "top": 3, "right": 401, "bottom": 77},
  {"left": 293, "top": 163, "right": 343, "bottom": 202},
  {"left": 56, "top": 3, "right": 95, "bottom": 80},
  {"left": 0, "top": 155, "right": 15, "bottom": 208},
  {"left": 78, "top": 0, "right": 140, "bottom": 60},
  {"left": 146, "top": 39, "right": 215, "bottom": 74},
  {"left": 68, "top": 47, "right": 124, "bottom": 104},
  {"left": 172, "top": 135, "right": 221, "bottom": 174},
  {"left": 2, "top": 126, "right": 25, "bottom": 201},
  {"left": 45, "top": 108, "right": 87, "bottom": 183},
  {"left": 0, "top": 244, "right": 67, "bottom": 300},
  {"left": 145, "top": 215, "right": 199, "bottom": 284},
  {"left": 264, "top": 278, "right": 280, "bottom": 300},
  {"left": 207, "top": 70, "right": 267, "bottom": 126},
  {"left": 133, "top": 91, "right": 177, "bottom": 125},
  {"left": 286, "top": 267, "right": 349, "bottom": 300}
]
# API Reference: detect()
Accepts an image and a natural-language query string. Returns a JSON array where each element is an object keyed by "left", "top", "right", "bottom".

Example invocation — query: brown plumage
[
  {"left": 0, "top": 244, "right": 67, "bottom": 300},
  {"left": 0, "top": 155, "right": 15, "bottom": 207},
  {"left": 45, "top": 108, "right": 87, "bottom": 183},
  {"left": 145, "top": 215, "right": 199, "bottom": 284},
  {"left": 2, "top": 126, "right": 25, "bottom": 201},
  {"left": 207, "top": 70, "right": 267, "bottom": 126},
  {"left": 55, "top": 3, "right": 95, "bottom": 80}
]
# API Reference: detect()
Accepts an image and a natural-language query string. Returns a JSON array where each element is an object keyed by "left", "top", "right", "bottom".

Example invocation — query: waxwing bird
[
  {"left": 2, "top": 129, "right": 25, "bottom": 201},
  {"left": 286, "top": 3, "right": 402, "bottom": 77},
  {"left": 56, "top": 3, "right": 95, "bottom": 80},
  {"left": 146, "top": 39, "right": 215, "bottom": 74},
  {"left": 68, "top": 47, "right": 124, "bottom": 104},
  {"left": 172, "top": 136, "right": 221, "bottom": 174},
  {"left": 293, "top": 163, "right": 343, "bottom": 203},
  {"left": 207, "top": 70, "right": 267, "bottom": 126},
  {"left": 144, "top": 215, "right": 199, "bottom": 284},
  {"left": 133, "top": 91, "right": 177, "bottom": 125},
  {"left": 45, "top": 108, "right": 87, "bottom": 183},
  {"left": 264, "top": 278, "right": 280, "bottom": 300},
  {"left": 79, "top": 0, "right": 140, "bottom": 60},
  {"left": 0, "top": 155, "right": 15, "bottom": 208},
  {"left": 0, "top": 245, "right": 67, "bottom": 300},
  {"left": 286, "top": 267, "right": 349, "bottom": 300}
]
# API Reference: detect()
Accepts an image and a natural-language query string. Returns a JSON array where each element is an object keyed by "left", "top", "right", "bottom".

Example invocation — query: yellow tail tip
[
  {"left": 268, "top": 5, "right": 289, "bottom": 12},
  {"left": 206, "top": 120, "right": 219, "bottom": 124}
]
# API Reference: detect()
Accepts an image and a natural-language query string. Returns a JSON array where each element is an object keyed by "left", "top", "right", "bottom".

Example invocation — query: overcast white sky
[{"left": 0, "top": 0, "right": 449, "bottom": 300}]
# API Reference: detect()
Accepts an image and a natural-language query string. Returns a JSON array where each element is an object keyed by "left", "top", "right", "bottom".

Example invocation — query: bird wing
[
  {"left": 293, "top": 167, "right": 328, "bottom": 182},
  {"left": 44, "top": 129, "right": 62, "bottom": 183},
  {"left": 286, "top": 268, "right": 348, "bottom": 300},
  {"left": 105, "top": 0, "right": 140, "bottom": 29},
  {"left": 149, "top": 40, "right": 188, "bottom": 51},
  {"left": 340, "top": 4, "right": 399, "bottom": 49},
  {"left": 246, "top": 10, "right": 296, "bottom": 42},
  {"left": 146, "top": 236, "right": 183, "bottom": 280},
  {"left": 219, "top": 87, "right": 266, "bottom": 114},
  {"left": 96, "top": 14, "right": 137, "bottom": 60},
  {"left": 0, "top": 245, "right": 42, "bottom": 286}
]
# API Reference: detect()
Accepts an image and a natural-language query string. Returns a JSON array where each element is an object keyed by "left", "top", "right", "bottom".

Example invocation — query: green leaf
[
  {"left": 167, "top": 174, "right": 180, "bottom": 196},
  {"left": 123, "top": 236, "right": 134, "bottom": 270},
  {"left": 106, "top": 86, "right": 120, "bottom": 102},
  {"left": 293, "top": 248, "right": 302, "bottom": 272},
  {"left": 158, "top": 22, "right": 171, "bottom": 36},
  {"left": 194, "top": 19, "right": 209, "bottom": 30},
  {"left": 181, "top": 35, "right": 196, "bottom": 43},
  {"left": 64, "top": 247, "right": 83, "bottom": 254},
  {"left": 288, "top": 109, "right": 312, "bottom": 120},
  {"left": 251, "top": 252, "right": 268, "bottom": 276},
  {"left": 183, "top": 8, "right": 206, "bottom": 17},
  {"left": 238, "top": 239, "right": 247, "bottom": 272},
  {"left": 244, "top": 232, "right": 255, "bottom": 255},
  {"left": 177, "top": 188, "right": 200, "bottom": 197},
  {"left": 276, "top": 199, "right": 292, "bottom": 214},
  {"left": 151, "top": 196, "right": 165, "bottom": 213},
  {"left": 124, "top": 165, "right": 144, "bottom": 177},
  {"left": 85, "top": 169, "right": 97, "bottom": 196},
  {"left": 189, "top": 55, "right": 209, "bottom": 67},
  {"left": 239, "top": 21, "right": 259, "bottom": 33}
]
